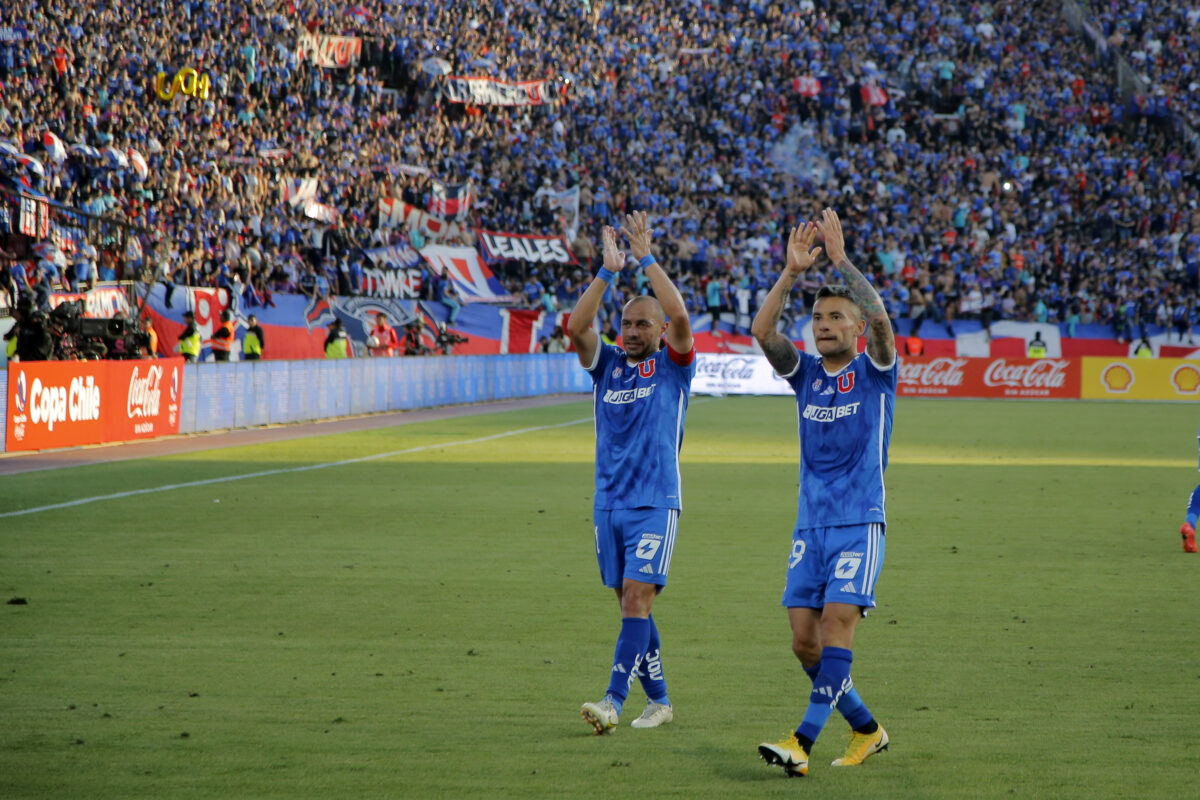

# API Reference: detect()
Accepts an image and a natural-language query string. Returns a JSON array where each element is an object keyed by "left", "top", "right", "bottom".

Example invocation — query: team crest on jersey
[
  {"left": 837, "top": 372, "right": 855, "bottom": 393},
  {"left": 638, "top": 359, "right": 656, "bottom": 378},
  {"left": 811, "top": 378, "right": 823, "bottom": 392},
  {"left": 612, "top": 366, "right": 623, "bottom": 379}
]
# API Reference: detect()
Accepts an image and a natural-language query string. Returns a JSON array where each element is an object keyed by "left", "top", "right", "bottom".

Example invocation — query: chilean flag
[
  {"left": 428, "top": 180, "right": 472, "bottom": 221},
  {"left": 42, "top": 131, "right": 67, "bottom": 164},
  {"left": 127, "top": 147, "right": 149, "bottom": 180},
  {"left": 861, "top": 83, "right": 888, "bottom": 107},
  {"left": 281, "top": 177, "right": 318, "bottom": 207},
  {"left": 794, "top": 76, "right": 821, "bottom": 98}
]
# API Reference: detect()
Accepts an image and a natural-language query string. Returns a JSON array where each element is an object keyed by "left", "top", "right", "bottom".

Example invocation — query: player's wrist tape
[
  {"left": 638, "top": 255, "right": 657, "bottom": 269},
  {"left": 596, "top": 268, "right": 616, "bottom": 283}
]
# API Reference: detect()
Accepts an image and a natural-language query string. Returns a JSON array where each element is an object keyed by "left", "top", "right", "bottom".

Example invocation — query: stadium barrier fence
[
  {"left": 2, "top": 354, "right": 1196, "bottom": 454},
  {"left": 2, "top": 354, "right": 591, "bottom": 454}
]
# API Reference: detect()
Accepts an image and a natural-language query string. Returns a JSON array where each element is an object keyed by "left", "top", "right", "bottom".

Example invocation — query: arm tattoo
[
  {"left": 837, "top": 256, "right": 896, "bottom": 365},
  {"left": 836, "top": 257, "right": 886, "bottom": 320},
  {"left": 761, "top": 335, "right": 799, "bottom": 376}
]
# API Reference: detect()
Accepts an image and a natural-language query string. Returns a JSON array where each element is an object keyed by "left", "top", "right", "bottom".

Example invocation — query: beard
[{"left": 623, "top": 338, "right": 659, "bottom": 362}]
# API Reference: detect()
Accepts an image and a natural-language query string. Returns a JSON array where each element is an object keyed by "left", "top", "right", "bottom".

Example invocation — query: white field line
[{"left": 0, "top": 417, "right": 593, "bottom": 519}]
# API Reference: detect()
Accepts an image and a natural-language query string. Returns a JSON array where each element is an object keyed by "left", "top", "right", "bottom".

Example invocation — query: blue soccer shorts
[
  {"left": 782, "top": 522, "right": 886, "bottom": 612},
  {"left": 594, "top": 507, "right": 679, "bottom": 589}
]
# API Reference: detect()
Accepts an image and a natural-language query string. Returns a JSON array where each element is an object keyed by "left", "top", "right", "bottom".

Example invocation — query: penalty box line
[{"left": 0, "top": 417, "right": 593, "bottom": 519}]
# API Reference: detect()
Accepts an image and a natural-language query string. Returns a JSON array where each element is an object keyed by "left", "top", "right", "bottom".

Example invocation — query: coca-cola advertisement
[
  {"left": 898, "top": 356, "right": 1080, "bottom": 399},
  {"left": 5, "top": 359, "right": 184, "bottom": 452},
  {"left": 691, "top": 353, "right": 792, "bottom": 396}
]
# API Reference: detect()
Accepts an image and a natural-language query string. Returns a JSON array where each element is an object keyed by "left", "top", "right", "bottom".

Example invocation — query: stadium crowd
[{"left": 0, "top": 0, "right": 1198, "bottom": 344}]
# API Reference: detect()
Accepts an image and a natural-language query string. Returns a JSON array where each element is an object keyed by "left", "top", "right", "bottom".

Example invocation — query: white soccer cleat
[
  {"left": 630, "top": 701, "right": 673, "bottom": 729},
  {"left": 580, "top": 697, "right": 619, "bottom": 735}
]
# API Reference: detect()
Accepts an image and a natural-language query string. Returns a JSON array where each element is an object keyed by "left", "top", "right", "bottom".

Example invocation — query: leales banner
[
  {"left": 6, "top": 359, "right": 184, "bottom": 452},
  {"left": 897, "top": 356, "right": 1080, "bottom": 399},
  {"left": 1080, "top": 357, "right": 1200, "bottom": 401},
  {"left": 478, "top": 230, "right": 577, "bottom": 265}
]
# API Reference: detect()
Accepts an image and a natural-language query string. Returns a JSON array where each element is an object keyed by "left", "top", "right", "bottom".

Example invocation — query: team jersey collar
[{"left": 819, "top": 354, "right": 856, "bottom": 378}]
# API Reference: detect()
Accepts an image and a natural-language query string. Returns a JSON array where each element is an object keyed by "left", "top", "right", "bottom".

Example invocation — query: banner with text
[
  {"left": 48, "top": 286, "right": 132, "bottom": 318},
  {"left": 897, "top": 356, "right": 1080, "bottom": 399},
  {"left": 478, "top": 230, "right": 577, "bottom": 265},
  {"left": 6, "top": 358, "right": 184, "bottom": 452},
  {"left": 296, "top": 32, "right": 362, "bottom": 68},
  {"left": 362, "top": 244, "right": 424, "bottom": 298},
  {"left": 444, "top": 76, "right": 551, "bottom": 106},
  {"left": 690, "top": 353, "right": 792, "bottom": 396}
]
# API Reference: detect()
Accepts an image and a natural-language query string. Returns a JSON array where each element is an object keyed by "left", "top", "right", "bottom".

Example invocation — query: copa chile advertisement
[{"left": 5, "top": 358, "right": 184, "bottom": 452}]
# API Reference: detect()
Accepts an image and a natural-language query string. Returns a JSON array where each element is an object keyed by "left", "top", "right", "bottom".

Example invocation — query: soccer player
[
  {"left": 566, "top": 211, "right": 696, "bottom": 734},
  {"left": 1180, "top": 422, "right": 1199, "bottom": 554},
  {"left": 750, "top": 209, "right": 896, "bottom": 776}
]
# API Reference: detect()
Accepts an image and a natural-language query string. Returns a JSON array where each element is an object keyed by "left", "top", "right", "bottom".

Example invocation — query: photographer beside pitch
[
  {"left": 752, "top": 209, "right": 896, "bottom": 777},
  {"left": 567, "top": 211, "right": 695, "bottom": 734}
]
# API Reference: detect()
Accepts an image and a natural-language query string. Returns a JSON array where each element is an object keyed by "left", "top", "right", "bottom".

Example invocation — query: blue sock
[
  {"left": 803, "top": 659, "right": 873, "bottom": 730},
  {"left": 605, "top": 617, "right": 651, "bottom": 714},
  {"left": 796, "top": 646, "right": 854, "bottom": 746},
  {"left": 1187, "top": 485, "right": 1200, "bottom": 527},
  {"left": 636, "top": 615, "right": 669, "bottom": 704}
]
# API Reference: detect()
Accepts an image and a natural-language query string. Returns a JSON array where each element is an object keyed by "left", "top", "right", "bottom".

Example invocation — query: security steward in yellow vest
[
  {"left": 324, "top": 318, "right": 352, "bottom": 358},
  {"left": 242, "top": 314, "right": 264, "bottom": 360},
  {"left": 176, "top": 310, "right": 202, "bottom": 362},
  {"left": 211, "top": 310, "right": 235, "bottom": 361},
  {"left": 1027, "top": 330, "right": 1048, "bottom": 358}
]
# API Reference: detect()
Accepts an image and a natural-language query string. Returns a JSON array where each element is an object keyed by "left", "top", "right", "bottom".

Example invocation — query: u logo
[
  {"left": 837, "top": 372, "right": 855, "bottom": 393},
  {"left": 638, "top": 359, "right": 656, "bottom": 378}
]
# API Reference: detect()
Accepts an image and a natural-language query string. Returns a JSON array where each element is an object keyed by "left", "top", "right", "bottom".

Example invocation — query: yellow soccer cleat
[
  {"left": 758, "top": 733, "right": 809, "bottom": 777},
  {"left": 831, "top": 725, "right": 889, "bottom": 767}
]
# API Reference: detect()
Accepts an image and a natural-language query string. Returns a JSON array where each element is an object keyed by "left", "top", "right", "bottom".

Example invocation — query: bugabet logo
[{"left": 15, "top": 370, "right": 26, "bottom": 413}]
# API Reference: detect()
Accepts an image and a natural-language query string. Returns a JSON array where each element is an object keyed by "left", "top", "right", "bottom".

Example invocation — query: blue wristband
[
  {"left": 596, "top": 268, "right": 616, "bottom": 283},
  {"left": 639, "top": 255, "right": 657, "bottom": 269}
]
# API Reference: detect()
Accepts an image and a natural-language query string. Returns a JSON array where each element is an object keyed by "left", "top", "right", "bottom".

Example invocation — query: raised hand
[
  {"left": 816, "top": 207, "right": 846, "bottom": 265},
  {"left": 619, "top": 210, "right": 654, "bottom": 260},
  {"left": 601, "top": 225, "right": 624, "bottom": 272},
  {"left": 785, "top": 222, "right": 823, "bottom": 277}
]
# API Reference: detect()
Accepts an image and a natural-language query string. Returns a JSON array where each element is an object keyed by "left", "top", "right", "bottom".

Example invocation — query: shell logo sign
[
  {"left": 1100, "top": 363, "right": 1134, "bottom": 393},
  {"left": 1172, "top": 364, "right": 1200, "bottom": 395},
  {"left": 1082, "top": 358, "right": 1200, "bottom": 401}
]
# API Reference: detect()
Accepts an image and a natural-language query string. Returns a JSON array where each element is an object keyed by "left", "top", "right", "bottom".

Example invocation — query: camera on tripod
[{"left": 46, "top": 300, "right": 150, "bottom": 360}]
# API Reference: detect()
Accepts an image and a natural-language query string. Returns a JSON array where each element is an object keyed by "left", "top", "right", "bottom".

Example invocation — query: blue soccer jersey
[
  {"left": 587, "top": 342, "right": 696, "bottom": 511},
  {"left": 783, "top": 351, "right": 897, "bottom": 529}
]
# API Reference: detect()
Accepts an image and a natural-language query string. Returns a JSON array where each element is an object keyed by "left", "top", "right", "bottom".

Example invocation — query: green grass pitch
[{"left": 2, "top": 396, "right": 1198, "bottom": 799}]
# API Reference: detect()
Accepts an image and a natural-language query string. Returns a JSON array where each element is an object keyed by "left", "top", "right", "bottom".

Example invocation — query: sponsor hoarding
[
  {"left": 1080, "top": 357, "right": 1200, "bottom": 401},
  {"left": 6, "top": 359, "right": 184, "bottom": 452},
  {"left": 897, "top": 356, "right": 1079, "bottom": 399},
  {"left": 690, "top": 353, "right": 792, "bottom": 396}
]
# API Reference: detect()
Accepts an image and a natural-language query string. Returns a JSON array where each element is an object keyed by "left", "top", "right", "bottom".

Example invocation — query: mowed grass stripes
[{"left": 2, "top": 397, "right": 1198, "bottom": 799}]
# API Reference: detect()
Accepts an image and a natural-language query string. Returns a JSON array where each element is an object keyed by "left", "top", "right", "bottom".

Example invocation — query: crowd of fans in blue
[{"left": 0, "top": 0, "right": 1197, "bottom": 343}]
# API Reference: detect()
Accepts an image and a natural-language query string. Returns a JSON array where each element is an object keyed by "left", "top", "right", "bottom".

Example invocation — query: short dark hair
[
  {"left": 814, "top": 286, "right": 862, "bottom": 318},
  {"left": 815, "top": 286, "right": 854, "bottom": 302}
]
